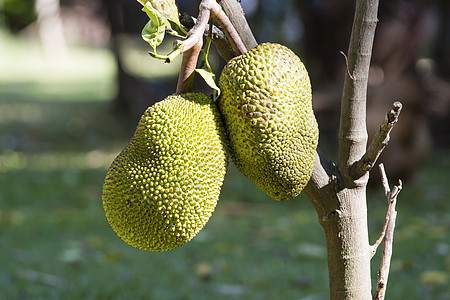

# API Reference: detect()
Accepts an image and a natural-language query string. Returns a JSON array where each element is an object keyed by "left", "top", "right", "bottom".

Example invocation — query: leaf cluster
[{"left": 138, "top": 0, "right": 219, "bottom": 97}]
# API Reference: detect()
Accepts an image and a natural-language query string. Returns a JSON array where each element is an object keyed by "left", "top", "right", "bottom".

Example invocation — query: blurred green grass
[{"left": 0, "top": 31, "right": 449, "bottom": 300}]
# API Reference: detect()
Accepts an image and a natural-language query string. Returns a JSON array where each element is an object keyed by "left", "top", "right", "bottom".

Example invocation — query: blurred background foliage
[{"left": 0, "top": 0, "right": 449, "bottom": 299}]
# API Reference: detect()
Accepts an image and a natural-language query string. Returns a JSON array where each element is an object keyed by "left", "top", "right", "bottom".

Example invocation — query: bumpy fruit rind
[
  {"left": 218, "top": 43, "right": 318, "bottom": 201},
  {"left": 102, "top": 93, "right": 228, "bottom": 251}
]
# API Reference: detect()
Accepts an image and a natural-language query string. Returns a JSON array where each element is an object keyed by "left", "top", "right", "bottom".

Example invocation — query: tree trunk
[
  {"left": 323, "top": 192, "right": 371, "bottom": 298},
  {"left": 315, "top": 186, "right": 372, "bottom": 298},
  {"left": 304, "top": 151, "right": 372, "bottom": 299},
  {"left": 305, "top": 0, "right": 380, "bottom": 297},
  {"left": 35, "top": 0, "right": 68, "bottom": 60}
]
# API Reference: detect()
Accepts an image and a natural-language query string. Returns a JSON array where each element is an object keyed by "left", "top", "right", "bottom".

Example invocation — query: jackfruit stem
[
  {"left": 176, "top": 40, "right": 202, "bottom": 94},
  {"left": 174, "top": 1, "right": 211, "bottom": 94}
]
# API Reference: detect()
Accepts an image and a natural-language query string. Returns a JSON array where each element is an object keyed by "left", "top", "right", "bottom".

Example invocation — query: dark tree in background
[{"left": 102, "top": 0, "right": 154, "bottom": 116}]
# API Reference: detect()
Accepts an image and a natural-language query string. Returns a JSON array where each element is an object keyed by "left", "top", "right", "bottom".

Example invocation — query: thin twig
[
  {"left": 350, "top": 101, "right": 402, "bottom": 179},
  {"left": 379, "top": 163, "right": 390, "bottom": 195},
  {"left": 370, "top": 200, "right": 394, "bottom": 258},
  {"left": 165, "top": 28, "right": 187, "bottom": 40},
  {"left": 370, "top": 163, "right": 392, "bottom": 258},
  {"left": 372, "top": 163, "right": 402, "bottom": 300},
  {"left": 340, "top": 51, "right": 355, "bottom": 80}
]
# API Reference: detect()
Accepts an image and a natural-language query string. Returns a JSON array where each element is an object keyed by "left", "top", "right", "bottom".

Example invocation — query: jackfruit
[
  {"left": 218, "top": 43, "right": 318, "bottom": 201},
  {"left": 102, "top": 93, "right": 228, "bottom": 252}
]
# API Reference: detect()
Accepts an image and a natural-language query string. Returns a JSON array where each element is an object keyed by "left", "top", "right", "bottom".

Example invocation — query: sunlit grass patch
[
  {"left": 0, "top": 30, "right": 115, "bottom": 84},
  {"left": 0, "top": 150, "right": 118, "bottom": 172},
  {"left": 0, "top": 29, "right": 116, "bottom": 106}
]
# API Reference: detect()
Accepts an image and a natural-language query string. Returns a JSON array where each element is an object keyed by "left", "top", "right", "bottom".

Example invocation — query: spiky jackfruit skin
[
  {"left": 218, "top": 43, "right": 318, "bottom": 201},
  {"left": 102, "top": 93, "right": 228, "bottom": 252}
]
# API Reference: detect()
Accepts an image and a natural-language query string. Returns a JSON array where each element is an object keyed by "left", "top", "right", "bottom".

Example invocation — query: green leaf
[
  {"left": 167, "top": 19, "right": 188, "bottom": 37},
  {"left": 195, "top": 37, "right": 220, "bottom": 100},
  {"left": 138, "top": 0, "right": 187, "bottom": 35},
  {"left": 141, "top": 2, "right": 167, "bottom": 51},
  {"left": 195, "top": 68, "right": 220, "bottom": 99},
  {"left": 152, "top": 0, "right": 185, "bottom": 33}
]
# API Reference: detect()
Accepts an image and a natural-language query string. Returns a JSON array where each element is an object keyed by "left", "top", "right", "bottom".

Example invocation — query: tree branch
[
  {"left": 350, "top": 101, "right": 403, "bottom": 179},
  {"left": 369, "top": 199, "right": 393, "bottom": 259},
  {"left": 218, "top": 0, "right": 258, "bottom": 51},
  {"left": 180, "top": 14, "right": 238, "bottom": 62},
  {"left": 207, "top": 1, "right": 247, "bottom": 55},
  {"left": 338, "top": 0, "right": 380, "bottom": 184},
  {"left": 369, "top": 164, "right": 401, "bottom": 258},
  {"left": 305, "top": 0, "right": 380, "bottom": 298},
  {"left": 373, "top": 163, "right": 402, "bottom": 300},
  {"left": 177, "top": 0, "right": 246, "bottom": 56},
  {"left": 339, "top": 51, "right": 355, "bottom": 80}
]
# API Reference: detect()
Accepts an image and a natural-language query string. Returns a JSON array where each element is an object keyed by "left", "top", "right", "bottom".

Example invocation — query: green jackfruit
[
  {"left": 102, "top": 93, "right": 228, "bottom": 252},
  {"left": 218, "top": 43, "right": 318, "bottom": 201}
]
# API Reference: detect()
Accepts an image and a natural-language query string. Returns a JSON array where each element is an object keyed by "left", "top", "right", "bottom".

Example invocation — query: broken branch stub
[{"left": 350, "top": 101, "right": 403, "bottom": 179}]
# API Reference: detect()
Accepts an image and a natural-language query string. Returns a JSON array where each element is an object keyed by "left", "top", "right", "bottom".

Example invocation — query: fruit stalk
[{"left": 176, "top": 40, "right": 202, "bottom": 94}]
